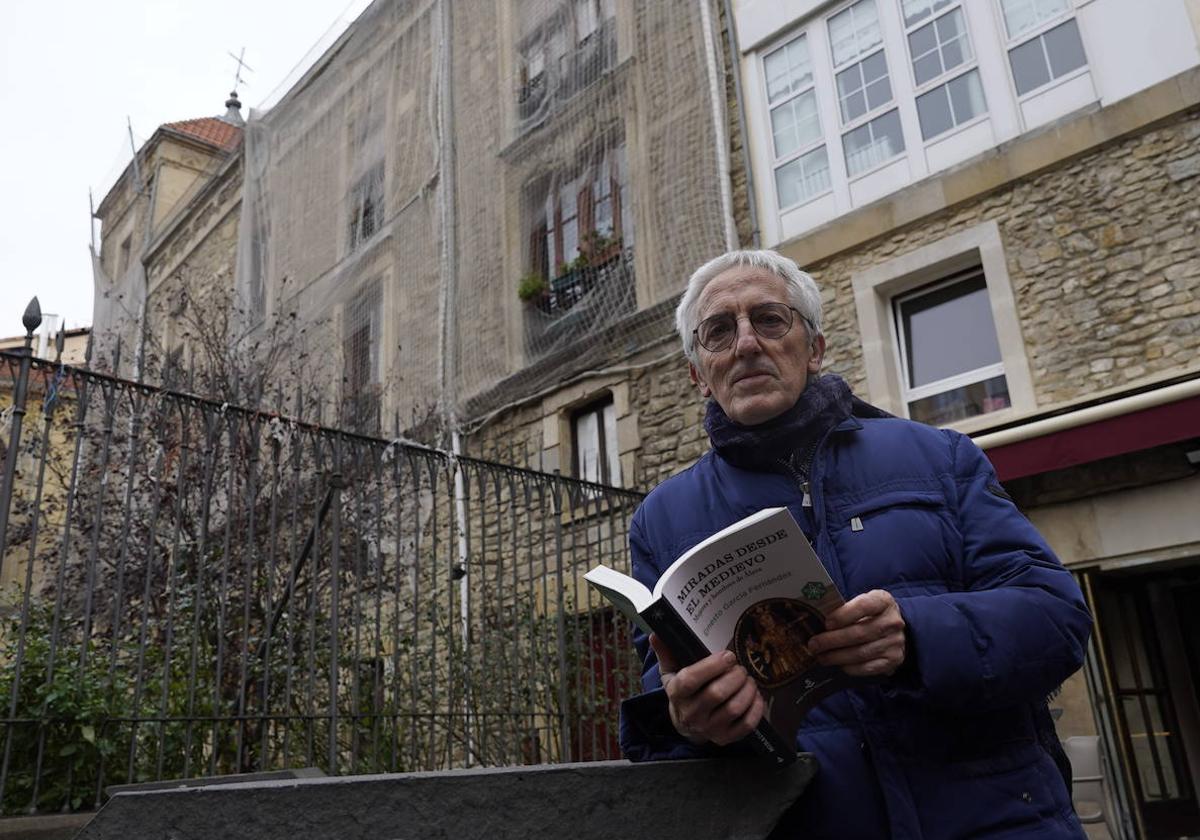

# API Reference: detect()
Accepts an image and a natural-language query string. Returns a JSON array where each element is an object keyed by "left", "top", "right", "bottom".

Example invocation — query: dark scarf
[{"left": 704, "top": 374, "right": 881, "bottom": 475}]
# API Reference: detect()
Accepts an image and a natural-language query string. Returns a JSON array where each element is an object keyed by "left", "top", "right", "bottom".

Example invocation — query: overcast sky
[{"left": 0, "top": 0, "right": 374, "bottom": 341}]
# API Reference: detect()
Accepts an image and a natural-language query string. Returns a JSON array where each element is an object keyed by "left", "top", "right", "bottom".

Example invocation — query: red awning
[{"left": 982, "top": 394, "right": 1200, "bottom": 481}]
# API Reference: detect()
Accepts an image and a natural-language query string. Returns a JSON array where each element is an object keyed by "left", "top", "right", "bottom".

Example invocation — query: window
[
  {"left": 575, "top": 0, "right": 600, "bottom": 42},
  {"left": 342, "top": 282, "right": 382, "bottom": 431},
  {"left": 118, "top": 236, "right": 132, "bottom": 277},
  {"left": 348, "top": 163, "right": 384, "bottom": 252},
  {"left": 828, "top": 0, "right": 905, "bottom": 176},
  {"left": 998, "top": 0, "right": 1087, "bottom": 96},
  {"left": 902, "top": 1, "right": 986, "bottom": 140},
  {"left": 515, "top": 0, "right": 616, "bottom": 125},
  {"left": 851, "top": 221, "right": 1035, "bottom": 428},
  {"left": 763, "top": 34, "right": 831, "bottom": 209},
  {"left": 916, "top": 69, "right": 986, "bottom": 139},
  {"left": 830, "top": 1, "right": 891, "bottom": 122},
  {"left": 908, "top": 5, "right": 971, "bottom": 86},
  {"left": 893, "top": 266, "right": 1011, "bottom": 425},
  {"left": 572, "top": 396, "right": 620, "bottom": 486},
  {"left": 999, "top": 0, "right": 1069, "bottom": 38},
  {"left": 842, "top": 109, "right": 905, "bottom": 176},
  {"left": 529, "top": 143, "right": 630, "bottom": 283}
]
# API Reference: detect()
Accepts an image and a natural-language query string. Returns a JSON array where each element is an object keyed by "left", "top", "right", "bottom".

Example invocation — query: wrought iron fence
[{"left": 0, "top": 305, "right": 644, "bottom": 815}]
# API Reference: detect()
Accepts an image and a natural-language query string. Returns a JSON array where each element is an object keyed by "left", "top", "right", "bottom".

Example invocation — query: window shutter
[
  {"left": 610, "top": 169, "right": 622, "bottom": 238},
  {"left": 577, "top": 182, "right": 594, "bottom": 251},
  {"left": 553, "top": 195, "right": 564, "bottom": 270},
  {"left": 529, "top": 223, "right": 549, "bottom": 278}
]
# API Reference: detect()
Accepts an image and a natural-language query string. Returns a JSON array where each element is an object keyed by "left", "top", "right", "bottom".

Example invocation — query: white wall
[
  {"left": 734, "top": 0, "right": 1200, "bottom": 248},
  {"left": 1080, "top": 0, "right": 1200, "bottom": 106}
]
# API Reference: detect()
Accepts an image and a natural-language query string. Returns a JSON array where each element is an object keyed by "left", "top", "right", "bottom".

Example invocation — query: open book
[{"left": 587, "top": 507, "right": 849, "bottom": 767}]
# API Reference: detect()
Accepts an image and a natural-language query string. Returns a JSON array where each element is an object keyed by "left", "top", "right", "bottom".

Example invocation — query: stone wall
[
  {"left": 805, "top": 106, "right": 1200, "bottom": 409},
  {"left": 469, "top": 103, "right": 1200, "bottom": 496},
  {"left": 142, "top": 155, "right": 243, "bottom": 376}
]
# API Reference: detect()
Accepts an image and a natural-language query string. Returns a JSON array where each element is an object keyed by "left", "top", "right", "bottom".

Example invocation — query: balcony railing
[{"left": 524, "top": 248, "right": 636, "bottom": 359}]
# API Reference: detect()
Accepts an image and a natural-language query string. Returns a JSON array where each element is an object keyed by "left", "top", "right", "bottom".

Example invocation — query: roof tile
[{"left": 161, "top": 117, "right": 242, "bottom": 152}]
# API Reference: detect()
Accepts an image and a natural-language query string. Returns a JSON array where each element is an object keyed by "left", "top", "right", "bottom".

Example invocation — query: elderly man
[{"left": 619, "top": 250, "right": 1091, "bottom": 839}]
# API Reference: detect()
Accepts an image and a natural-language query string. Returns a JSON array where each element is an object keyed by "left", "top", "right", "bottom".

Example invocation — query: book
[{"left": 586, "top": 506, "right": 849, "bottom": 767}]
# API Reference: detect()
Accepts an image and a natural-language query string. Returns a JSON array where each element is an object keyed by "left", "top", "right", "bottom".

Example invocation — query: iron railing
[{"left": 0, "top": 300, "right": 644, "bottom": 814}]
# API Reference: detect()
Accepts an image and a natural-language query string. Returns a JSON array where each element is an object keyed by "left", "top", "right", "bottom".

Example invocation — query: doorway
[{"left": 1089, "top": 564, "right": 1200, "bottom": 839}]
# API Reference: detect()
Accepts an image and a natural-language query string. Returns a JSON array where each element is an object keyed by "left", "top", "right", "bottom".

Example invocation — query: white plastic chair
[{"left": 1062, "top": 735, "right": 1107, "bottom": 825}]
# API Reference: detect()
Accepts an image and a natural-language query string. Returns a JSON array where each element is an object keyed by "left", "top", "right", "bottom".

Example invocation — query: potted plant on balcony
[
  {"left": 517, "top": 271, "right": 548, "bottom": 303},
  {"left": 580, "top": 230, "right": 623, "bottom": 267},
  {"left": 553, "top": 254, "right": 588, "bottom": 286}
]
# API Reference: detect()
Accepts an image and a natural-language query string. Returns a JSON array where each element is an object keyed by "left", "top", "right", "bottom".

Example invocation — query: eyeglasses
[{"left": 693, "top": 303, "right": 807, "bottom": 352}]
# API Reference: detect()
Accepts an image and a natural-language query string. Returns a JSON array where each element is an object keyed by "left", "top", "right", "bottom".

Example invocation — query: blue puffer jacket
[{"left": 620, "top": 413, "right": 1092, "bottom": 839}]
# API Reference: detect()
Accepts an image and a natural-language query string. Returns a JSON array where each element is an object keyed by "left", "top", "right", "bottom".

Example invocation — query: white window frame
[
  {"left": 995, "top": 0, "right": 1088, "bottom": 101},
  {"left": 828, "top": 0, "right": 893, "bottom": 129},
  {"left": 826, "top": 0, "right": 907, "bottom": 180},
  {"left": 841, "top": 107, "right": 906, "bottom": 180},
  {"left": 901, "top": 2, "right": 989, "bottom": 142},
  {"left": 891, "top": 267, "right": 1008, "bottom": 414},
  {"left": 996, "top": 0, "right": 1073, "bottom": 41},
  {"left": 761, "top": 31, "right": 833, "bottom": 211},
  {"left": 851, "top": 220, "right": 1035, "bottom": 432}
]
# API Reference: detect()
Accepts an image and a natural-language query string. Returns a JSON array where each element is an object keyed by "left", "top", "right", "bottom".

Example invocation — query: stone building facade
[
  {"left": 92, "top": 102, "right": 244, "bottom": 379},
  {"left": 468, "top": 3, "right": 1200, "bottom": 838},
  {"left": 87, "top": 1, "right": 1199, "bottom": 834}
]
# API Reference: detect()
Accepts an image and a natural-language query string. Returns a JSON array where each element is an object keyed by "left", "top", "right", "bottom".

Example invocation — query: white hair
[{"left": 674, "top": 249, "right": 823, "bottom": 364}]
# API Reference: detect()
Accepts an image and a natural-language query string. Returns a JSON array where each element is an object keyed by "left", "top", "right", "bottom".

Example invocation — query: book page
[{"left": 654, "top": 507, "right": 849, "bottom": 741}]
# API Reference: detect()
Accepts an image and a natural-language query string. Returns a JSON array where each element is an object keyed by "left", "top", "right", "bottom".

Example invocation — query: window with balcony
[
  {"left": 998, "top": 0, "right": 1087, "bottom": 96},
  {"left": 764, "top": 33, "right": 832, "bottom": 210},
  {"left": 828, "top": 0, "right": 905, "bottom": 176},
  {"left": 516, "top": 0, "right": 617, "bottom": 128},
  {"left": 902, "top": 1, "right": 987, "bottom": 140},
  {"left": 525, "top": 143, "right": 631, "bottom": 314}
]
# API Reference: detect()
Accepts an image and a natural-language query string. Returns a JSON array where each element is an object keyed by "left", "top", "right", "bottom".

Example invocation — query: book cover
[{"left": 586, "top": 507, "right": 849, "bottom": 764}]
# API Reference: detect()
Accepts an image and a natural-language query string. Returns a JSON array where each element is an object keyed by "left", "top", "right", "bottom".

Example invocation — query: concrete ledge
[
  {"left": 105, "top": 766, "right": 325, "bottom": 797},
  {"left": 75, "top": 757, "right": 818, "bottom": 840},
  {"left": 0, "top": 812, "right": 92, "bottom": 840}
]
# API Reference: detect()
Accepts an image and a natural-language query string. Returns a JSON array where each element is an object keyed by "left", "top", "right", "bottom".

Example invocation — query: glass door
[{"left": 1093, "top": 568, "right": 1200, "bottom": 838}]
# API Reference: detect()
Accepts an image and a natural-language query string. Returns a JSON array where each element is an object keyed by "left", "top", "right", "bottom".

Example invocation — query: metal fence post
[
  {"left": 328, "top": 452, "right": 345, "bottom": 774},
  {"left": 0, "top": 297, "right": 42, "bottom": 580},
  {"left": 552, "top": 478, "right": 572, "bottom": 764}
]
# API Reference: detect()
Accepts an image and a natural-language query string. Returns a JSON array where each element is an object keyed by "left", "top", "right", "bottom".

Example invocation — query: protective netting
[
  {"left": 90, "top": 120, "right": 239, "bottom": 377},
  {"left": 235, "top": 0, "right": 733, "bottom": 438}
]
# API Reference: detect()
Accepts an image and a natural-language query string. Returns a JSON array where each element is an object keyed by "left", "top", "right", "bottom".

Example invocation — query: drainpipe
[
  {"left": 721, "top": 0, "right": 761, "bottom": 247},
  {"left": 698, "top": 0, "right": 737, "bottom": 251}
]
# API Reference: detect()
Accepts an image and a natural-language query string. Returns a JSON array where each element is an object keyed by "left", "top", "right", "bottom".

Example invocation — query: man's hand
[
  {"left": 650, "top": 634, "right": 765, "bottom": 746},
  {"left": 807, "top": 589, "right": 906, "bottom": 677}
]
